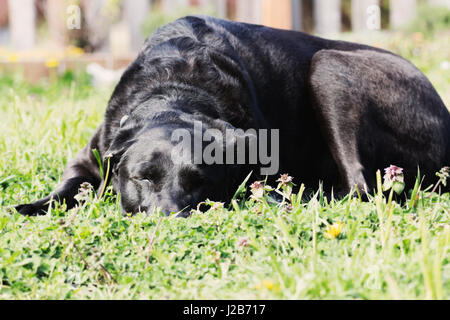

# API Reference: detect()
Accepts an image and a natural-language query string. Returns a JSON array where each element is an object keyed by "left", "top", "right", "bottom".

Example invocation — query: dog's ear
[
  {"left": 106, "top": 120, "right": 143, "bottom": 161},
  {"left": 106, "top": 126, "right": 141, "bottom": 168},
  {"left": 98, "top": 125, "right": 140, "bottom": 194}
]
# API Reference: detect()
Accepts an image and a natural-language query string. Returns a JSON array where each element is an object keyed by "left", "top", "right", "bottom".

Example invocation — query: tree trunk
[
  {"left": 313, "top": 0, "right": 341, "bottom": 35},
  {"left": 46, "top": 0, "right": 68, "bottom": 47},
  {"left": 123, "top": 0, "right": 151, "bottom": 52},
  {"left": 81, "top": 0, "right": 115, "bottom": 52},
  {"left": 390, "top": 0, "right": 417, "bottom": 29},
  {"left": 8, "top": 0, "right": 36, "bottom": 50},
  {"left": 0, "top": 0, "right": 8, "bottom": 27},
  {"left": 235, "top": 0, "right": 262, "bottom": 24},
  {"left": 216, "top": 0, "right": 227, "bottom": 18},
  {"left": 292, "top": 0, "right": 303, "bottom": 31}
]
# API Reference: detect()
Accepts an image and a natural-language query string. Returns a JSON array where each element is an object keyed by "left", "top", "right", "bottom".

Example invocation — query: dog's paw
[
  {"left": 331, "top": 188, "right": 370, "bottom": 202},
  {"left": 14, "top": 203, "right": 48, "bottom": 216}
]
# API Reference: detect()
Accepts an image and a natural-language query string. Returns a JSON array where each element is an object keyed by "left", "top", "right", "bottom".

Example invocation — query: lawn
[{"left": 0, "top": 32, "right": 449, "bottom": 300}]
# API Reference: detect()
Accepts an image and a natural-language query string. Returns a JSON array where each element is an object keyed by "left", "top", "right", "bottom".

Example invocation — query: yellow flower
[
  {"left": 262, "top": 280, "right": 274, "bottom": 290},
  {"left": 45, "top": 58, "right": 59, "bottom": 68},
  {"left": 324, "top": 221, "right": 343, "bottom": 239},
  {"left": 256, "top": 279, "right": 279, "bottom": 292},
  {"left": 65, "top": 46, "right": 84, "bottom": 57},
  {"left": 7, "top": 53, "right": 18, "bottom": 63}
]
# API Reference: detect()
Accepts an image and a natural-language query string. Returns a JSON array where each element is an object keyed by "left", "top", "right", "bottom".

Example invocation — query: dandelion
[
  {"left": 383, "top": 165, "right": 405, "bottom": 194},
  {"left": 256, "top": 279, "right": 277, "bottom": 291},
  {"left": 65, "top": 45, "right": 84, "bottom": 57},
  {"left": 261, "top": 280, "right": 274, "bottom": 290},
  {"left": 7, "top": 53, "right": 18, "bottom": 63},
  {"left": 324, "top": 221, "right": 343, "bottom": 239},
  {"left": 45, "top": 58, "right": 59, "bottom": 68}
]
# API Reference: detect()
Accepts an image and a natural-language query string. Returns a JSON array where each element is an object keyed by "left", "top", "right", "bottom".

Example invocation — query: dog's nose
[
  {"left": 159, "top": 201, "right": 190, "bottom": 217},
  {"left": 161, "top": 206, "right": 190, "bottom": 217}
]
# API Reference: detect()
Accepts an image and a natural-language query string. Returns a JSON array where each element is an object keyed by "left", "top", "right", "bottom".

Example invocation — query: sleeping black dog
[{"left": 15, "top": 16, "right": 450, "bottom": 216}]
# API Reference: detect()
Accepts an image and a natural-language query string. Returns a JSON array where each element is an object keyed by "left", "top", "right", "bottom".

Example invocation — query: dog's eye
[
  {"left": 147, "top": 170, "right": 163, "bottom": 183},
  {"left": 137, "top": 166, "right": 164, "bottom": 184}
]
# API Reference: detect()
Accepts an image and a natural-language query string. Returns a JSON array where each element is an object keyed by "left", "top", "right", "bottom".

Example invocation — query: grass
[{"left": 0, "top": 32, "right": 449, "bottom": 300}]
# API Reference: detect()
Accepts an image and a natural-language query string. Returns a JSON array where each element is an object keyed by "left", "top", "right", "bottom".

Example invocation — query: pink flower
[
  {"left": 74, "top": 182, "right": 93, "bottom": 203},
  {"left": 383, "top": 165, "right": 405, "bottom": 193},
  {"left": 250, "top": 181, "right": 263, "bottom": 189},
  {"left": 250, "top": 181, "right": 264, "bottom": 199},
  {"left": 384, "top": 165, "right": 404, "bottom": 183},
  {"left": 237, "top": 237, "right": 250, "bottom": 247},
  {"left": 277, "top": 174, "right": 293, "bottom": 186}
]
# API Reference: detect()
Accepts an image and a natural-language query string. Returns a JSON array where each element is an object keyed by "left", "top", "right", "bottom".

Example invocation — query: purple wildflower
[
  {"left": 384, "top": 165, "right": 404, "bottom": 183},
  {"left": 237, "top": 237, "right": 250, "bottom": 248},
  {"left": 74, "top": 182, "right": 93, "bottom": 203},
  {"left": 383, "top": 165, "right": 405, "bottom": 194},
  {"left": 277, "top": 174, "right": 293, "bottom": 185},
  {"left": 250, "top": 181, "right": 264, "bottom": 199}
]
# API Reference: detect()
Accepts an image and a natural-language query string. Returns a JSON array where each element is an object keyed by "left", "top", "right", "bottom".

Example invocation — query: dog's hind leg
[
  {"left": 307, "top": 50, "right": 370, "bottom": 195},
  {"left": 308, "top": 48, "right": 450, "bottom": 196},
  {"left": 15, "top": 126, "right": 105, "bottom": 216}
]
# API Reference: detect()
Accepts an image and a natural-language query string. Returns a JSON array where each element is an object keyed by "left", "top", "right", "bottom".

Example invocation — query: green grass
[{"left": 0, "top": 33, "right": 449, "bottom": 300}]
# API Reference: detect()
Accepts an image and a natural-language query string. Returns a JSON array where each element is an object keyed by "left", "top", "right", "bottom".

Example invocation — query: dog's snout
[
  {"left": 156, "top": 195, "right": 189, "bottom": 216},
  {"left": 160, "top": 203, "right": 190, "bottom": 217}
]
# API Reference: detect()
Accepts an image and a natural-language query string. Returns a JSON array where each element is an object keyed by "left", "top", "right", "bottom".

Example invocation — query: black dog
[{"left": 15, "top": 16, "right": 450, "bottom": 216}]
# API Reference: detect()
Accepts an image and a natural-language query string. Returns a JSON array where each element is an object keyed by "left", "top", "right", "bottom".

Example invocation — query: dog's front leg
[{"left": 15, "top": 126, "right": 105, "bottom": 216}]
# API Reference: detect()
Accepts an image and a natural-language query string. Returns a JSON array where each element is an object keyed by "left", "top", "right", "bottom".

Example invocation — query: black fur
[{"left": 15, "top": 16, "right": 450, "bottom": 216}]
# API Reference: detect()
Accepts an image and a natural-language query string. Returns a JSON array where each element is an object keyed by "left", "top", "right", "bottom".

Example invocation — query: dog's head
[{"left": 104, "top": 114, "right": 248, "bottom": 217}]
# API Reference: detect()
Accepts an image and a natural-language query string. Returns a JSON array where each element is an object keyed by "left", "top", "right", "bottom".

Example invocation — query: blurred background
[{"left": 0, "top": 0, "right": 448, "bottom": 105}]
